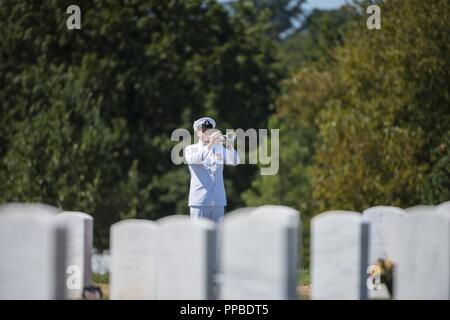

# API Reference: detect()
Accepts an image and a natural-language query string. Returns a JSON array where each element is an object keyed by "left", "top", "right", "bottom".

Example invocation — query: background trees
[
  {"left": 0, "top": 0, "right": 448, "bottom": 258},
  {"left": 0, "top": 0, "right": 282, "bottom": 247},
  {"left": 244, "top": 0, "right": 449, "bottom": 265},
  {"left": 310, "top": 0, "right": 449, "bottom": 211}
]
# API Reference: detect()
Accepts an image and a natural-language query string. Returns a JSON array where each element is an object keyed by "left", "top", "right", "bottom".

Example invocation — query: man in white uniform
[{"left": 184, "top": 117, "right": 240, "bottom": 222}]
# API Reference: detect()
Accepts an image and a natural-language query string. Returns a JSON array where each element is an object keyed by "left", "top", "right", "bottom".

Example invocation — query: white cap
[{"left": 193, "top": 117, "right": 216, "bottom": 131}]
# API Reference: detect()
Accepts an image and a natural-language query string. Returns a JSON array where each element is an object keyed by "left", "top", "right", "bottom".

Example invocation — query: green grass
[
  {"left": 92, "top": 270, "right": 310, "bottom": 286},
  {"left": 299, "top": 268, "right": 310, "bottom": 285},
  {"left": 91, "top": 269, "right": 311, "bottom": 296},
  {"left": 92, "top": 273, "right": 109, "bottom": 284}
]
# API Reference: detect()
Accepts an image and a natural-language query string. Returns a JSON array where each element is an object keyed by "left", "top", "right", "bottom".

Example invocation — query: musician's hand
[
  {"left": 215, "top": 134, "right": 225, "bottom": 145},
  {"left": 207, "top": 131, "right": 222, "bottom": 148},
  {"left": 216, "top": 132, "right": 225, "bottom": 143}
]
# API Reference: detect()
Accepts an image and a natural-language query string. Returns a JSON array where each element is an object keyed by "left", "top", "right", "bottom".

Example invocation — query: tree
[
  {"left": 311, "top": 0, "right": 450, "bottom": 211},
  {"left": 276, "top": 6, "right": 360, "bottom": 73},
  {"left": 224, "top": 0, "right": 305, "bottom": 39},
  {"left": 420, "top": 131, "right": 450, "bottom": 204},
  {"left": 242, "top": 68, "right": 337, "bottom": 266},
  {"left": 243, "top": 0, "right": 449, "bottom": 265},
  {"left": 0, "top": 65, "right": 131, "bottom": 247},
  {"left": 0, "top": 0, "right": 281, "bottom": 247}
]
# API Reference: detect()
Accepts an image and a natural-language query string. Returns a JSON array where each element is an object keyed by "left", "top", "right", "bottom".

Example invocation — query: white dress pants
[{"left": 190, "top": 206, "right": 225, "bottom": 222}]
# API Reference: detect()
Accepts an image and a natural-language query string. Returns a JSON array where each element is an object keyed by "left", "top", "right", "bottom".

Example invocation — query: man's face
[{"left": 198, "top": 128, "right": 219, "bottom": 143}]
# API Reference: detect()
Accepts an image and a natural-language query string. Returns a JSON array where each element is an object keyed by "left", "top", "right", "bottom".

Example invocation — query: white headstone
[
  {"left": 362, "top": 206, "right": 405, "bottom": 264},
  {"left": 311, "top": 211, "right": 369, "bottom": 300},
  {"left": 220, "top": 205, "right": 300, "bottom": 300},
  {"left": 0, "top": 202, "right": 61, "bottom": 215},
  {"left": 156, "top": 215, "right": 216, "bottom": 299},
  {"left": 228, "top": 207, "right": 256, "bottom": 215},
  {"left": 394, "top": 213, "right": 450, "bottom": 299},
  {"left": 436, "top": 201, "right": 450, "bottom": 218},
  {"left": 109, "top": 219, "right": 158, "bottom": 300},
  {"left": 0, "top": 203, "right": 66, "bottom": 299},
  {"left": 405, "top": 205, "right": 436, "bottom": 214},
  {"left": 362, "top": 206, "right": 405, "bottom": 299},
  {"left": 251, "top": 205, "right": 300, "bottom": 296},
  {"left": 54, "top": 211, "right": 93, "bottom": 299}
]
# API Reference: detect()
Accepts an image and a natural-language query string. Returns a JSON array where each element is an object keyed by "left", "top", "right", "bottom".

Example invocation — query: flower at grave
[{"left": 376, "top": 258, "right": 395, "bottom": 297}]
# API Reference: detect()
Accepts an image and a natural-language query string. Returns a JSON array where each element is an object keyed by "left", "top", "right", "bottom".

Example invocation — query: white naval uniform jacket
[{"left": 185, "top": 141, "right": 240, "bottom": 207}]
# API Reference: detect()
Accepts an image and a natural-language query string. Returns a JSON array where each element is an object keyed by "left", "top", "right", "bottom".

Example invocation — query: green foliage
[
  {"left": 242, "top": 68, "right": 335, "bottom": 213},
  {"left": 299, "top": 267, "right": 310, "bottom": 285},
  {"left": 244, "top": 0, "right": 449, "bottom": 266},
  {"left": 277, "top": 6, "right": 359, "bottom": 72},
  {"left": 250, "top": 0, "right": 449, "bottom": 214},
  {"left": 1, "top": 0, "right": 447, "bottom": 268},
  {"left": 0, "top": 65, "right": 131, "bottom": 247},
  {"left": 0, "top": 0, "right": 282, "bottom": 248},
  {"left": 92, "top": 273, "right": 109, "bottom": 284},
  {"left": 420, "top": 131, "right": 450, "bottom": 204},
  {"left": 226, "top": 0, "right": 305, "bottom": 39},
  {"left": 243, "top": 68, "right": 335, "bottom": 266},
  {"left": 311, "top": 0, "right": 450, "bottom": 212}
]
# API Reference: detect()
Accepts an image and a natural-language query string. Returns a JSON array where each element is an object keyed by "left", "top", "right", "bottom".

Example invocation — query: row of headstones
[
  {"left": 0, "top": 203, "right": 93, "bottom": 299},
  {"left": 311, "top": 201, "right": 450, "bottom": 300},
  {"left": 0, "top": 203, "right": 300, "bottom": 300},
  {"left": 1, "top": 201, "right": 449, "bottom": 300},
  {"left": 109, "top": 206, "right": 299, "bottom": 299}
]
